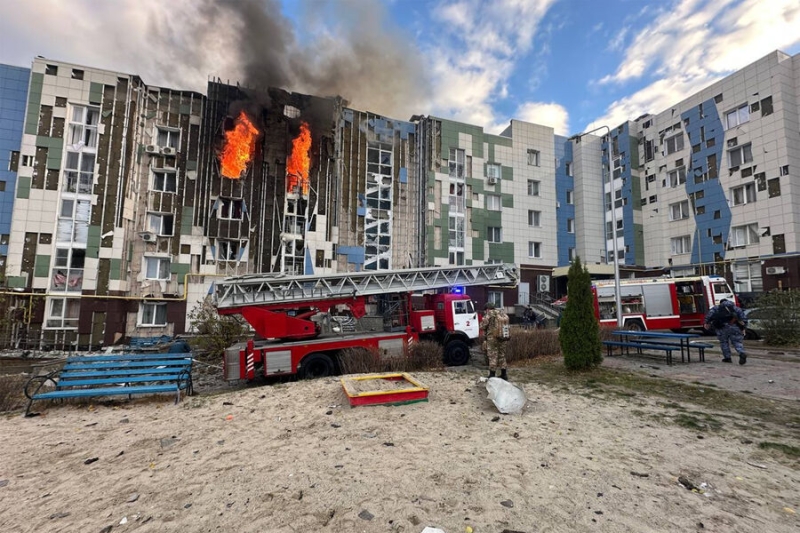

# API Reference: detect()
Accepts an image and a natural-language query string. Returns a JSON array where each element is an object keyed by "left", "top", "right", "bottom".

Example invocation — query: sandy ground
[{"left": 1, "top": 354, "right": 799, "bottom": 533}]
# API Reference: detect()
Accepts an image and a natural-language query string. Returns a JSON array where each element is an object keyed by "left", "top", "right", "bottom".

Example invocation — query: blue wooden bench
[
  {"left": 24, "top": 353, "right": 194, "bottom": 416},
  {"left": 688, "top": 342, "right": 714, "bottom": 362},
  {"left": 602, "top": 340, "right": 677, "bottom": 365}
]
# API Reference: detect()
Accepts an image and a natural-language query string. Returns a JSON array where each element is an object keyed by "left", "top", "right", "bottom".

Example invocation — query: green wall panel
[
  {"left": 16, "top": 176, "right": 30, "bottom": 199},
  {"left": 34, "top": 254, "right": 51, "bottom": 277},
  {"left": 109, "top": 258, "right": 122, "bottom": 280}
]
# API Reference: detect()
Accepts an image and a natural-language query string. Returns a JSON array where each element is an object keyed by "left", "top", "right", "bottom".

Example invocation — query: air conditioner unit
[
  {"left": 161, "top": 146, "right": 176, "bottom": 156},
  {"left": 144, "top": 144, "right": 159, "bottom": 154},
  {"left": 766, "top": 266, "right": 785, "bottom": 275},
  {"left": 487, "top": 176, "right": 498, "bottom": 185},
  {"left": 140, "top": 232, "right": 157, "bottom": 243},
  {"left": 537, "top": 274, "right": 550, "bottom": 293}
]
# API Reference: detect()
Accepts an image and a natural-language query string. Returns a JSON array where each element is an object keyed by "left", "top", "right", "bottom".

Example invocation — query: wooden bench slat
[
  {"left": 58, "top": 368, "right": 186, "bottom": 379},
  {"left": 56, "top": 375, "right": 185, "bottom": 387},
  {"left": 25, "top": 353, "right": 193, "bottom": 416},
  {"left": 66, "top": 353, "right": 189, "bottom": 362},
  {"left": 62, "top": 360, "right": 192, "bottom": 371},
  {"left": 34, "top": 384, "right": 187, "bottom": 400}
]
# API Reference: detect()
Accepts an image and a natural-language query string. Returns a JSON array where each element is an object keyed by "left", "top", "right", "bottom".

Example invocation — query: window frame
[
  {"left": 527, "top": 180, "right": 540, "bottom": 197},
  {"left": 668, "top": 167, "right": 686, "bottom": 188},
  {"left": 528, "top": 209, "right": 541, "bottom": 227},
  {"left": 147, "top": 212, "right": 175, "bottom": 236},
  {"left": 731, "top": 182, "right": 756, "bottom": 206},
  {"left": 664, "top": 133, "right": 684, "bottom": 155},
  {"left": 487, "top": 226, "right": 502, "bottom": 243},
  {"left": 528, "top": 241, "right": 542, "bottom": 259},
  {"left": 486, "top": 194, "right": 501, "bottom": 211},
  {"left": 725, "top": 104, "right": 750, "bottom": 129},
  {"left": 728, "top": 143, "right": 753, "bottom": 168},
  {"left": 151, "top": 168, "right": 178, "bottom": 193},
  {"left": 729, "top": 223, "right": 760, "bottom": 248},
  {"left": 669, "top": 200, "right": 690, "bottom": 221},
  {"left": 217, "top": 197, "right": 244, "bottom": 220},
  {"left": 671, "top": 235, "right": 691, "bottom": 255},
  {"left": 527, "top": 149, "right": 540, "bottom": 166},
  {"left": 140, "top": 302, "right": 168, "bottom": 327},
  {"left": 155, "top": 126, "right": 181, "bottom": 150},
  {"left": 144, "top": 256, "right": 171, "bottom": 280}
]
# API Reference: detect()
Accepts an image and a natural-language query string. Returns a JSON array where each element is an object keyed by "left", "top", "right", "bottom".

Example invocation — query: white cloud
[
  {"left": 425, "top": 0, "right": 557, "bottom": 130},
  {"left": 516, "top": 102, "right": 570, "bottom": 135},
  {"left": 592, "top": 0, "right": 800, "bottom": 128}
]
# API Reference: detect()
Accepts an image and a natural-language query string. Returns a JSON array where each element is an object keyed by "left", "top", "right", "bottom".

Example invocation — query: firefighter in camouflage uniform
[{"left": 480, "top": 302, "right": 510, "bottom": 380}]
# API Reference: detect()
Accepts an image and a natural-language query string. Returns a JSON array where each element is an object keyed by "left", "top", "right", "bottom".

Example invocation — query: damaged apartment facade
[
  {"left": 2, "top": 50, "right": 800, "bottom": 347},
  {"left": 4, "top": 58, "right": 205, "bottom": 349}
]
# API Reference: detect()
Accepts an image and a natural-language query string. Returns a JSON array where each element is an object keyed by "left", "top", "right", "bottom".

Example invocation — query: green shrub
[
  {"left": 559, "top": 256, "right": 602, "bottom": 370},
  {"left": 752, "top": 290, "right": 800, "bottom": 346}
]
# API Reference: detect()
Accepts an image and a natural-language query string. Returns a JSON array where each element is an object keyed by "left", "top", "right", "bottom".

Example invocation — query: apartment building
[
  {"left": 4, "top": 58, "right": 204, "bottom": 349},
  {"left": 629, "top": 50, "right": 800, "bottom": 296}
]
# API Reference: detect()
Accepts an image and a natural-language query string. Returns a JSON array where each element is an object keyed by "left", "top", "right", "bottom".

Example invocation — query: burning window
[
  {"left": 220, "top": 111, "right": 259, "bottom": 179},
  {"left": 286, "top": 122, "right": 311, "bottom": 195}
]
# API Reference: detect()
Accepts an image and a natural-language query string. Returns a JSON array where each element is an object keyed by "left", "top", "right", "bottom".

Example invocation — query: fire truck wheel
[
  {"left": 299, "top": 353, "right": 335, "bottom": 379},
  {"left": 444, "top": 340, "right": 470, "bottom": 367},
  {"left": 623, "top": 319, "right": 645, "bottom": 332}
]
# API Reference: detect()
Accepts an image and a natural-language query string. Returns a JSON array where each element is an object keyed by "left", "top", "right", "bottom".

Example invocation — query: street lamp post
[{"left": 570, "top": 125, "right": 624, "bottom": 328}]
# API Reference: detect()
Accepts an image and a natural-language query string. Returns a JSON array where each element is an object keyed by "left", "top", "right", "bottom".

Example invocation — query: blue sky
[{"left": 2, "top": 0, "right": 799, "bottom": 136}]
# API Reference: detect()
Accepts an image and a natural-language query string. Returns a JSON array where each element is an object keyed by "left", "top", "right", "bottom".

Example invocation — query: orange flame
[
  {"left": 220, "top": 111, "right": 259, "bottom": 179},
  {"left": 286, "top": 122, "right": 311, "bottom": 195}
]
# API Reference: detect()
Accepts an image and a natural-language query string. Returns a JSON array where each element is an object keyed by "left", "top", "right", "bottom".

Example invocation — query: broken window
[
  {"left": 217, "top": 197, "right": 244, "bottom": 220},
  {"left": 71, "top": 69, "right": 84, "bottom": 80},
  {"left": 527, "top": 149, "right": 540, "bottom": 166},
  {"left": 45, "top": 64, "right": 58, "bottom": 76},
  {"left": 768, "top": 178, "right": 781, "bottom": 198},
  {"left": 780, "top": 165, "right": 789, "bottom": 176},
  {"left": 216, "top": 240, "right": 241, "bottom": 262},
  {"left": 664, "top": 133, "right": 684, "bottom": 155},
  {"left": 729, "top": 223, "right": 759, "bottom": 247},
  {"left": 731, "top": 183, "right": 756, "bottom": 206},
  {"left": 68, "top": 106, "right": 99, "bottom": 149},
  {"left": 761, "top": 96, "right": 773, "bottom": 116},
  {"left": 156, "top": 126, "right": 180, "bottom": 149},
  {"left": 773, "top": 234, "right": 786, "bottom": 255},
  {"left": 147, "top": 212, "right": 174, "bottom": 236},
  {"left": 668, "top": 167, "right": 686, "bottom": 188},
  {"left": 707, "top": 153, "right": 718, "bottom": 180},
  {"left": 9, "top": 151, "right": 19, "bottom": 172},
  {"left": 151, "top": 168, "right": 177, "bottom": 193},
  {"left": 57, "top": 198, "right": 90, "bottom": 244},
  {"left": 669, "top": 200, "right": 690, "bottom": 221},
  {"left": 448, "top": 148, "right": 465, "bottom": 179},
  {"left": 644, "top": 140, "right": 654, "bottom": 162},
  {"left": 63, "top": 151, "right": 95, "bottom": 194}
]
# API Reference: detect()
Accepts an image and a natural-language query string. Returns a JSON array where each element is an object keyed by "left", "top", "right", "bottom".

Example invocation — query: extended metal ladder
[{"left": 214, "top": 263, "right": 519, "bottom": 309}]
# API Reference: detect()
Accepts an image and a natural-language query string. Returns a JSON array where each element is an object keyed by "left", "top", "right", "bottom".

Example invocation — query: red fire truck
[
  {"left": 592, "top": 275, "right": 737, "bottom": 331},
  {"left": 214, "top": 264, "right": 519, "bottom": 381}
]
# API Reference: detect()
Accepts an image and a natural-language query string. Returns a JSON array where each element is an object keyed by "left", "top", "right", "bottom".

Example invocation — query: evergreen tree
[{"left": 559, "top": 256, "right": 602, "bottom": 370}]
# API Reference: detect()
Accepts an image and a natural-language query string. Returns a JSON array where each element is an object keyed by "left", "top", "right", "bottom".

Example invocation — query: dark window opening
[
  {"left": 45, "top": 64, "right": 58, "bottom": 76},
  {"left": 773, "top": 234, "right": 786, "bottom": 254},
  {"left": 71, "top": 69, "right": 84, "bottom": 80},
  {"left": 761, "top": 96, "right": 773, "bottom": 116}
]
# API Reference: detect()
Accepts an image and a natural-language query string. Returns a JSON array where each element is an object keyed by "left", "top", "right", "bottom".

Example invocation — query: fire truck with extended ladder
[
  {"left": 592, "top": 274, "right": 737, "bottom": 332},
  {"left": 214, "top": 263, "right": 519, "bottom": 381}
]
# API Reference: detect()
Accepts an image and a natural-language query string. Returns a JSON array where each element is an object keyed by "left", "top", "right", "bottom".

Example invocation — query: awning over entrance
[{"left": 551, "top": 263, "right": 616, "bottom": 278}]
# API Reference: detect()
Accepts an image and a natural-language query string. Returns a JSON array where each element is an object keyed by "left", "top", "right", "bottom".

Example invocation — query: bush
[
  {"left": 505, "top": 328, "right": 561, "bottom": 363},
  {"left": 0, "top": 374, "right": 27, "bottom": 413},
  {"left": 337, "top": 341, "right": 445, "bottom": 375},
  {"left": 559, "top": 256, "right": 602, "bottom": 370},
  {"left": 752, "top": 290, "right": 800, "bottom": 346},
  {"left": 188, "top": 298, "right": 252, "bottom": 359}
]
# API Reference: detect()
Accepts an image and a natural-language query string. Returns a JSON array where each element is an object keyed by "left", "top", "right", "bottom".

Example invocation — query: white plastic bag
[{"left": 486, "top": 377, "right": 526, "bottom": 414}]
